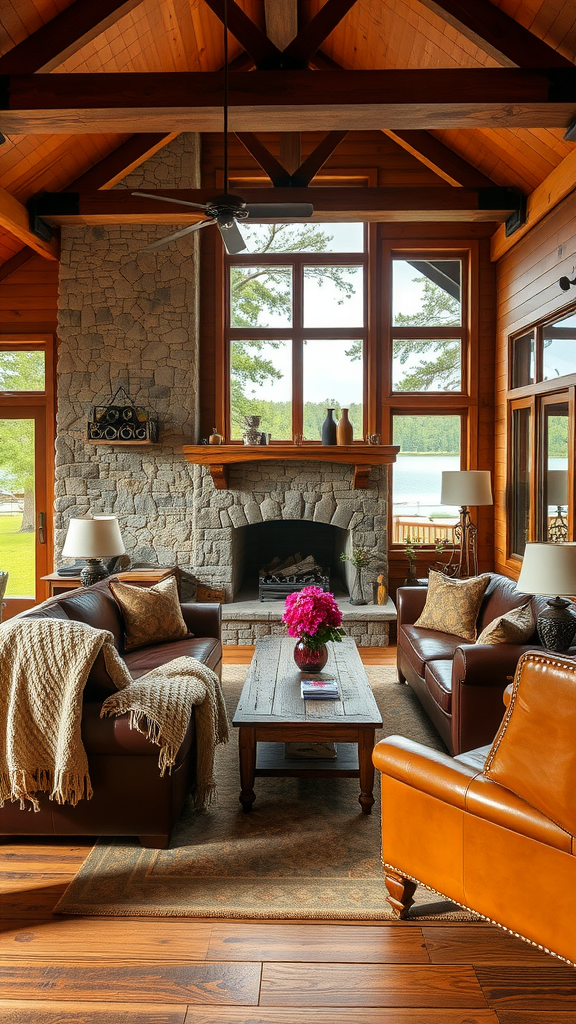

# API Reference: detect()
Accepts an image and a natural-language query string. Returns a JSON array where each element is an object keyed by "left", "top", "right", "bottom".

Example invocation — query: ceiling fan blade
[
  {"left": 141, "top": 219, "right": 214, "bottom": 252},
  {"left": 217, "top": 219, "right": 247, "bottom": 254},
  {"left": 245, "top": 203, "right": 314, "bottom": 220},
  {"left": 132, "top": 191, "right": 209, "bottom": 211}
]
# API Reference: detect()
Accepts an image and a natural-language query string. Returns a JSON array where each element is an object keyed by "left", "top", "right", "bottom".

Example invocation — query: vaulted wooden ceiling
[{"left": 0, "top": 0, "right": 575, "bottom": 269}]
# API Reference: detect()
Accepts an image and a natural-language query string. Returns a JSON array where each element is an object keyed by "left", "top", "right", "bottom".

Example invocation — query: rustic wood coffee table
[{"left": 232, "top": 635, "right": 383, "bottom": 814}]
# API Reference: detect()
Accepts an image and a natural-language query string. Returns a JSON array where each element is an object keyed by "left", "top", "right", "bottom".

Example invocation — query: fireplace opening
[{"left": 232, "top": 520, "right": 349, "bottom": 601}]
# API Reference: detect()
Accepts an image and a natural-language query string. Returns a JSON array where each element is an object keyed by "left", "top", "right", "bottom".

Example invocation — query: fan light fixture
[{"left": 133, "top": 0, "right": 313, "bottom": 255}]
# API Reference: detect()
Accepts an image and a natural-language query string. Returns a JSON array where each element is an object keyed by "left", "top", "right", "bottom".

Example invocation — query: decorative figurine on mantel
[{"left": 242, "top": 415, "right": 262, "bottom": 445}]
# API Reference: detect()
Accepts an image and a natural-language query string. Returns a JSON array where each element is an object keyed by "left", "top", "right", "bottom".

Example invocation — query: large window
[
  {"left": 386, "top": 247, "right": 472, "bottom": 550},
  {"left": 508, "top": 305, "right": 576, "bottom": 559},
  {"left": 226, "top": 223, "right": 367, "bottom": 442}
]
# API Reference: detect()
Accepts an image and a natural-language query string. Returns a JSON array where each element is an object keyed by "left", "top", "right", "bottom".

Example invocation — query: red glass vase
[{"left": 293, "top": 640, "right": 328, "bottom": 672}]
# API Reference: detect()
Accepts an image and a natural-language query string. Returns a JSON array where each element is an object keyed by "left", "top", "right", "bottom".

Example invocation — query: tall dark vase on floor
[{"left": 321, "top": 408, "right": 337, "bottom": 445}]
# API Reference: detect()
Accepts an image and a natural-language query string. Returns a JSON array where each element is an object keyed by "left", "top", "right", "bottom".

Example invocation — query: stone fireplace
[{"left": 190, "top": 459, "right": 394, "bottom": 646}]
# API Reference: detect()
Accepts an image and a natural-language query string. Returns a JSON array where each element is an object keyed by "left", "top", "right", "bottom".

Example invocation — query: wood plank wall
[
  {"left": 494, "top": 192, "right": 576, "bottom": 579},
  {"left": 0, "top": 254, "right": 59, "bottom": 335}
]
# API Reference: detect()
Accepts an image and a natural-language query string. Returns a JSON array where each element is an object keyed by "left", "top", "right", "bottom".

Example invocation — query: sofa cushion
[
  {"left": 399, "top": 624, "right": 462, "bottom": 678},
  {"left": 109, "top": 574, "right": 189, "bottom": 652},
  {"left": 477, "top": 574, "right": 535, "bottom": 635},
  {"left": 425, "top": 659, "right": 454, "bottom": 714},
  {"left": 58, "top": 586, "right": 124, "bottom": 650},
  {"left": 414, "top": 570, "right": 491, "bottom": 642},
  {"left": 124, "top": 637, "right": 221, "bottom": 678},
  {"left": 476, "top": 601, "right": 535, "bottom": 645}
]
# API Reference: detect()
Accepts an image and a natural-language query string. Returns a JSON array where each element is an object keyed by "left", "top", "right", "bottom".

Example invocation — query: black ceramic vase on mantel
[{"left": 321, "top": 408, "right": 337, "bottom": 445}]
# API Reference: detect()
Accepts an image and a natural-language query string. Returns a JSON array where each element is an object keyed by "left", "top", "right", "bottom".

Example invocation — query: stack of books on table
[{"left": 301, "top": 678, "right": 340, "bottom": 700}]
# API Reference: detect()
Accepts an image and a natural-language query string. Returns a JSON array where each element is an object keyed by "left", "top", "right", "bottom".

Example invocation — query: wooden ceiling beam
[
  {"left": 491, "top": 148, "right": 576, "bottom": 260},
  {"left": 65, "top": 133, "right": 178, "bottom": 192},
  {"left": 235, "top": 132, "right": 288, "bottom": 185},
  {"left": 416, "top": 0, "right": 574, "bottom": 69},
  {"left": 0, "top": 0, "right": 145, "bottom": 75},
  {"left": 0, "top": 186, "right": 59, "bottom": 260},
  {"left": 1, "top": 69, "right": 575, "bottom": 133},
  {"left": 283, "top": 0, "right": 360, "bottom": 67},
  {"left": 384, "top": 129, "right": 497, "bottom": 188},
  {"left": 0, "top": 246, "right": 36, "bottom": 282},
  {"left": 202, "top": 0, "right": 282, "bottom": 69},
  {"left": 32, "top": 186, "right": 522, "bottom": 225}
]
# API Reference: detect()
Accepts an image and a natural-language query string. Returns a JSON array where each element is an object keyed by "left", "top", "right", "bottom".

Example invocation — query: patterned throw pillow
[
  {"left": 476, "top": 601, "right": 535, "bottom": 646},
  {"left": 414, "top": 570, "right": 491, "bottom": 642},
  {"left": 109, "top": 574, "right": 189, "bottom": 652}
]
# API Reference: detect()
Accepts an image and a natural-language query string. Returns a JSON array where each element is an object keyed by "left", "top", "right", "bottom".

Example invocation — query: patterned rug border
[{"left": 55, "top": 664, "right": 478, "bottom": 923}]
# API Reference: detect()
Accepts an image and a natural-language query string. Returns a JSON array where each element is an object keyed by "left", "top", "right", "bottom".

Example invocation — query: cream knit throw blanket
[
  {"left": 0, "top": 617, "right": 228, "bottom": 813},
  {"left": 101, "top": 656, "right": 229, "bottom": 811}
]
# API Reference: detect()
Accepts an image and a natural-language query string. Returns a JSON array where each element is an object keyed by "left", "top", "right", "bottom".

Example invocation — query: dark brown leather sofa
[
  {"left": 397, "top": 573, "right": 549, "bottom": 756},
  {"left": 0, "top": 579, "right": 222, "bottom": 848}
]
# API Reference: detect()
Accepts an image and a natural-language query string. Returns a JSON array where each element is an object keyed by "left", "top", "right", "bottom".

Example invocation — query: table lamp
[
  {"left": 62, "top": 515, "right": 125, "bottom": 587},
  {"left": 517, "top": 542, "right": 576, "bottom": 652},
  {"left": 440, "top": 470, "right": 493, "bottom": 578},
  {"left": 547, "top": 470, "right": 568, "bottom": 543}
]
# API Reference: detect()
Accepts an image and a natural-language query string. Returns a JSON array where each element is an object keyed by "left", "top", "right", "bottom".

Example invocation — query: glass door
[{"left": 0, "top": 405, "right": 49, "bottom": 614}]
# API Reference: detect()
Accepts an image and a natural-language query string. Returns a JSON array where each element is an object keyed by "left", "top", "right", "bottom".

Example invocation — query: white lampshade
[
  {"left": 440, "top": 470, "right": 493, "bottom": 507},
  {"left": 62, "top": 515, "right": 125, "bottom": 558},
  {"left": 517, "top": 542, "right": 576, "bottom": 597},
  {"left": 547, "top": 470, "right": 568, "bottom": 507}
]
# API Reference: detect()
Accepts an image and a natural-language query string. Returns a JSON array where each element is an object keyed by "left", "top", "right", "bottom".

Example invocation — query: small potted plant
[
  {"left": 282, "top": 586, "right": 345, "bottom": 672},
  {"left": 340, "top": 545, "right": 372, "bottom": 605}
]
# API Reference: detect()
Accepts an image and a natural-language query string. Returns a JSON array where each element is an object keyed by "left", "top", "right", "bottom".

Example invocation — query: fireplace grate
[{"left": 259, "top": 571, "right": 330, "bottom": 602}]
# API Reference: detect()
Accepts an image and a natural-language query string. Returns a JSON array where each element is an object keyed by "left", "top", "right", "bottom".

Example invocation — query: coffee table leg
[
  {"left": 358, "top": 728, "right": 376, "bottom": 814},
  {"left": 238, "top": 726, "right": 256, "bottom": 812}
]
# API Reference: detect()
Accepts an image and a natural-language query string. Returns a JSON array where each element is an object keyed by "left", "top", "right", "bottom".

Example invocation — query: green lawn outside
[{"left": 0, "top": 514, "right": 35, "bottom": 597}]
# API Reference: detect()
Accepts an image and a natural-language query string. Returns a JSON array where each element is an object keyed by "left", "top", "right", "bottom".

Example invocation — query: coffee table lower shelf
[{"left": 255, "top": 741, "right": 360, "bottom": 777}]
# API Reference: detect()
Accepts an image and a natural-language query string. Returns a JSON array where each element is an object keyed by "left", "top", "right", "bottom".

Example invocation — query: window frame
[
  {"left": 224, "top": 230, "right": 369, "bottom": 443},
  {"left": 382, "top": 241, "right": 478, "bottom": 552}
]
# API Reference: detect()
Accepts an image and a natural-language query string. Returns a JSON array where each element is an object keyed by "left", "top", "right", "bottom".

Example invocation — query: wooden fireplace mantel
[{"left": 182, "top": 444, "right": 400, "bottom": 490}]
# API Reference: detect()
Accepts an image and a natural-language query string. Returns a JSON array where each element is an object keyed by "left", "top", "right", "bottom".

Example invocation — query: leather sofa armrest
[
  {"left": 397, "top": 586, "right": 428, "bottom": 628},
  {"left": 372, "top": 735, "right": 479, "bottom": 810},
  {"left": 452, "top": 643, "right": 540, "bottom": 688},
  {"left": 180, "top": 602, "right": 221, "bottom": 640}
]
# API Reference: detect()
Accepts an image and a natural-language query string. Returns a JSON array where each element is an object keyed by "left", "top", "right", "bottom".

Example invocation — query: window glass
[
  {"left": 303, "top": 266, "right": 364, "bottom": 328},
  {"left": 543, "top": 312, "right": 576, "bottom": 380},
  {"left": 511, "top": 331, "right": 535, "bottom": 389},
  {"left": 229, "top": 338, "right": 292, "bottom": 440},
  {"left": 544, "top": 402, "right": 569, "bottom": 542},
  {"left": 392, "top": 259, "right": 461, "bottom": 327},
  {"left": 230, "top": 266, "right": 292, "bottom": 328},
  {"left": 303, "top": 339, "right": 363, "bottom": 440},
  {"left": 510, "top": 406, "right": 531, "bottom": 558},
  {"left": 0, "top": 351, "right": 45, "bottom": 391},
  {"left": 392, "top": 339, "right": 461, "bottom": 392},
  {"left": 240, "top": 222, "right": 365, "bottom": 254},
  {"left": 392, "top": 414, "right": 461, "bottom": 544},
  {"left": 0, "top": 417, "right": 36, "bottom": 596}
]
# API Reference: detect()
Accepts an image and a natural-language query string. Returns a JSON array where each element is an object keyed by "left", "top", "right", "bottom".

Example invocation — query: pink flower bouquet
[{"left": 282, "top": 586, "right": 345, "bottom": 649}]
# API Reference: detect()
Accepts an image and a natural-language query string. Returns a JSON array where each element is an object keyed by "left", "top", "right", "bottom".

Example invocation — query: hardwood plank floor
[{"left": 0, "top": 648, "right": 574, "bottom": 1021}]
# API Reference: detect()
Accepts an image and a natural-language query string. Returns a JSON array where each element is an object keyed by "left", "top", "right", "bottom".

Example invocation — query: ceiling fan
[{"left": 132, "top": 1, "right": 313, "bottom": 255}]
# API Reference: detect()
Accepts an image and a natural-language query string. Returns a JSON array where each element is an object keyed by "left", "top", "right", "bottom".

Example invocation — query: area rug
[{"left": 55, "top": 665, "right": 478, "bottom": 921}]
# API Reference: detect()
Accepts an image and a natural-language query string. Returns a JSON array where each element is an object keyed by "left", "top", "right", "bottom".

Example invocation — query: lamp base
[
  {"left": 537, "top": 597, "right": 576, "bottom": 653},
  {"left": 79, "top": 559, "right": 109, "bottom": 587}
]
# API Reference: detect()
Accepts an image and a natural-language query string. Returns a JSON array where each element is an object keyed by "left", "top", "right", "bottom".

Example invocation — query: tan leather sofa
[
  {"left": 373, "top": 650, "right": 576, "bottom": 964},
  {"left": 0, "top": 578, "right": 222, "bottom": 848},
  {"left": 397, "top": 573, "right": 549, "bottom": 754}
]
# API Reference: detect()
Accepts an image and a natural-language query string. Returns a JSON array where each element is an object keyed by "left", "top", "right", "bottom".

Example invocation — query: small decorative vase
[
  {"left": 321, "top": 408, "right": 337, "bottom": 445},
  {"left": 336, "top": 408, "right": 353, "bottom": 445},
  {"left": 294, "top": 640, "right": 328, "bottom": 672},
  {"left": 349, "top": 569, "right": 367, "bottom": 606},
  {"left": 242, "top": 415, "right": 262, "bottom": 446}
]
